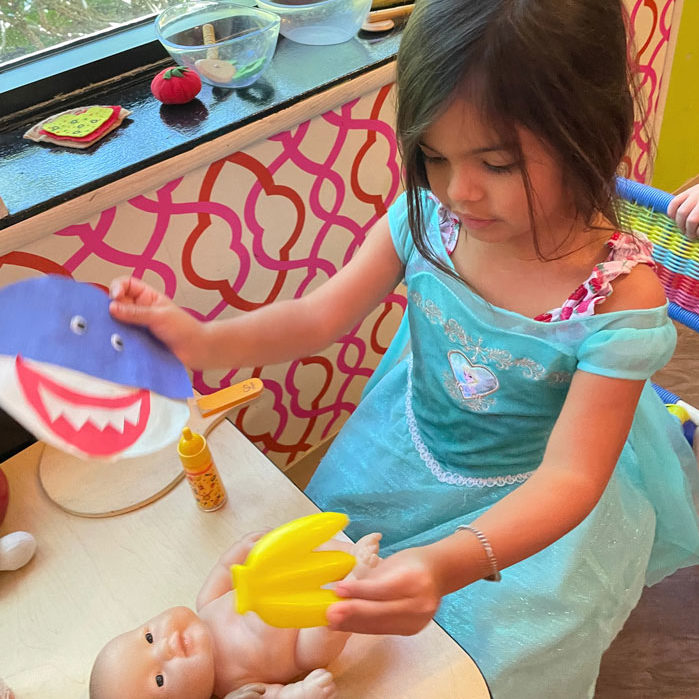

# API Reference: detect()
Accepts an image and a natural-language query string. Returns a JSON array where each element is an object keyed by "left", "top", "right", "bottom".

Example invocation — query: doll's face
[{"left": 91, "top": 606, "right": 215, "bottom": 699}]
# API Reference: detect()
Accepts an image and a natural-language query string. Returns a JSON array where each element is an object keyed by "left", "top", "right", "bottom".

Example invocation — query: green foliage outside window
[{"left": 0, "top": 0, "right": 172, "bottom": 65}]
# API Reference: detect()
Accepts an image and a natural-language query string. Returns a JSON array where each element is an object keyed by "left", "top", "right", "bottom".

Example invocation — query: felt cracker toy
[
  {"left": 232, "top": 511, "right": 356, "bottom": 628},
  {"left": 0, "top": 275, "right": 192, "bottom": 461},
  {"left": 23, "top": 105, "right": 131, "bottom": 149}
]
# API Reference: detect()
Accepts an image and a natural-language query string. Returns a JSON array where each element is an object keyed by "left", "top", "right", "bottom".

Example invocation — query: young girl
[{"left": 109, "top": 1, "right": 699, "bottom": 696}]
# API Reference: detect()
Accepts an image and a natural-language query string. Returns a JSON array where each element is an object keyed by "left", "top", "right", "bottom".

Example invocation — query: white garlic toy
[{"left": 0, "top": 531, "right": 37, "bottom": 571}]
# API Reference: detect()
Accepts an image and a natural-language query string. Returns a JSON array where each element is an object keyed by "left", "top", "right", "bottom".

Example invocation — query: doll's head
[{"left": 89, "top": 606, "right": 215, "bottom": 699}]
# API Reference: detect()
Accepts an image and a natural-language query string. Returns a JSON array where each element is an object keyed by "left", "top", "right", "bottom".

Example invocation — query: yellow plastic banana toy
[{"left": 231, "top": 512, "right": 355, "bottom": 628}]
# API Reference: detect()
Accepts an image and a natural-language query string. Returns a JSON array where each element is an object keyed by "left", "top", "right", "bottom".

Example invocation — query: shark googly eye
[
  {"left": 111, "top": 333, "right": 124, "bottom": 351},
  {"left": 70, "top": 315, "right": 88, "bottom": 334}
]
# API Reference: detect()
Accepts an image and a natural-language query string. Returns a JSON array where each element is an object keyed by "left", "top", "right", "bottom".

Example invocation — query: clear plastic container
[
  {"left": 155, "top": 1, "right": 280, "bottom": 88},
  {"left": 255, "top": 0, "right": 372, "bottom": 46}
]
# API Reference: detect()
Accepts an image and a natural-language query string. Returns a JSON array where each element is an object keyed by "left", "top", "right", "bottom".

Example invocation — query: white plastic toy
[{"left": 0, "top": 530, "right": 37, "bottom": 571}]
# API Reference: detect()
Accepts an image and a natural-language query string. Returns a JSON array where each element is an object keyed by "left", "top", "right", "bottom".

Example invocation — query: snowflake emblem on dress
[{"left": 444, "top": 371, "right": 495, "bottom": 411}]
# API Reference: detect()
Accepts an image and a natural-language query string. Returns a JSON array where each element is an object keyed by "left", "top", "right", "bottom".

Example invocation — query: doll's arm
[
  {"left": 668, "top": 183, "right": 699, "bottom": 239},
  {"left": 0, "top": 676, "right": 15, "bottom": 699},
  {"left": 196, "top": 531, "right": 267, "bottom": 611},
  {"left": 224, "top": 669, "right": 336, "bottom": 699},
  {"left": 223, "top": 684, "right": 266, "bottom": 699},
  {"left": 293, "top": 532, "right": 381, "bottom": 669}
]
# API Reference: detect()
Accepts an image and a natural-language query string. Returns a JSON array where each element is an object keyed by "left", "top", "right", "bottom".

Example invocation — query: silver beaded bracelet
[{"left": 456, "top": 524, "right": 502, "bottom": 582}]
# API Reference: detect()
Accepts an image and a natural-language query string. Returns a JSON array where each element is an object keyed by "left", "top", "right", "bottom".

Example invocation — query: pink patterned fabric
[
  {"left": 534, "top": 232, "right": 656, "bottom": 322},
  {"left": 429, "top": 194, "right": 460, "bottom": 254}
]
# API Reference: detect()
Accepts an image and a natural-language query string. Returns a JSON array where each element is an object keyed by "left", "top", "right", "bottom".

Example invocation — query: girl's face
[
  {"left": 420, "top": 97, "right": 574, "bottom": 256},
  {"left": 94, "top": 606, "right": 215, "bottom": 699}
]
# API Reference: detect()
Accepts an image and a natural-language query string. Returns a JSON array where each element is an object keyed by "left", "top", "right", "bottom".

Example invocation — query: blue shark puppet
[{"left": 0, "top": 275, "right": 193, "bottom": 460}]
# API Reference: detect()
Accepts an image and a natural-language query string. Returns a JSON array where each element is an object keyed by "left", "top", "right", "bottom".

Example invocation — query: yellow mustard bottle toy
[{"left": 178, "top": 427, "right": 227, "bottom": 512}]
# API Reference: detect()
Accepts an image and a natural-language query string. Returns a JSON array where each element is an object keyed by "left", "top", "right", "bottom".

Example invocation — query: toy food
[
  {"left": 23, "top": 105, "right": 131, "bottom": 149},
  {"left": 194, "top": 58, "right": 237, "bottom": 84},
  {"left": 0, "top": 531, "right": 36, "bottom": 571},
  {"left": 150, "top": 66, "right": 202, "bottom": 104},
  {"left": 232, "top": 511, "right": 356, "bottom": 628}
]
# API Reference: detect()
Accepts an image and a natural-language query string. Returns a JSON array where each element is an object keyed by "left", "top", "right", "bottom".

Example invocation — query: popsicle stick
[{"left": 196, "top": 377, "right": 264, "bottom": 417}]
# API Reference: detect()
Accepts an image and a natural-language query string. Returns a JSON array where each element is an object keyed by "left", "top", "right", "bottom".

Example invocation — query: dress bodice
[{"left": 391, "top": 192, "right": 676, "bottom": 478}]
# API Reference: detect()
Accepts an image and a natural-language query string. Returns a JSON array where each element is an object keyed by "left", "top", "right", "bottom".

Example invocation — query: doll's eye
[
  {"left": 145, "top": 632, "right": 153, "bottom": 643},
  {"left": 155, "top": 674, "right": 164, "bottom": 687},
  {"left": 70, "top": 316, "right": 88, "bottom": 334},
  {"left": 110, "top": 333, "right": 124, "bottom": 351}
]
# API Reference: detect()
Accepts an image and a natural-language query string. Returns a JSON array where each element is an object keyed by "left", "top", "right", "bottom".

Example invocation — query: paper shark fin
[{"left": 231, "top": 512, "right": 355, "bottom": 628}]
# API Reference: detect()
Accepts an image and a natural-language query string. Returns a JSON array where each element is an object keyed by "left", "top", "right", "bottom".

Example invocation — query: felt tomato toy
[{"left": 150, "top": 66, "right": 202, "bottom": 104}]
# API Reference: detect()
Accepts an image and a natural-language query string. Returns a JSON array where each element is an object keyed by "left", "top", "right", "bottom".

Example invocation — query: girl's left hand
[
  {"left": 668, "top": 184, "right": 699, "bottom": 239},
  {"left": 326, "top": 547, "right": 442, "bottom": 636}
]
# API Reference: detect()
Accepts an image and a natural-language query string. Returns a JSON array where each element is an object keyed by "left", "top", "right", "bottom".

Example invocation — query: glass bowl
[
  {"left": 155, "top": 1, "right": 280, "bottom": 88},
  {"left": 255, "top": 0, "right": 372, "bottom": 46}
]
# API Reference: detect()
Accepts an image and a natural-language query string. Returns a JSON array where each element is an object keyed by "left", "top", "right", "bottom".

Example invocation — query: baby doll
[{"left": 90, "top": 529, "right": 381, "bottom": 699}]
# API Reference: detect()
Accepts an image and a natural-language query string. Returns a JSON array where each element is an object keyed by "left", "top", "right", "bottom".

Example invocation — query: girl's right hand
[
  {"left": 326, "top": 546, "right": 442, "bottom": 636},
  {"left": 109, "top": 276, "right": 205, "bottom": 368},
  {"left": 668, "top": 184, "right": 699, "bottom": 239}
]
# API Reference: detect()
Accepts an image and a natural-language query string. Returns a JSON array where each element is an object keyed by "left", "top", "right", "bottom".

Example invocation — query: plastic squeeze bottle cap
[{"left": 177, "top": 426, "right": 210, "bottom": 472}]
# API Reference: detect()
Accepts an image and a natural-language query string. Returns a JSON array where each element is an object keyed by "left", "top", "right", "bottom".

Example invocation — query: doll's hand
[
  {"left": 228, "top": 529, "right": 270, "bottom": 567},
  {"left": 0, "top": 676, "right": 15, "bottom": 699},
  {"left": 668, "top": 184, "right": 699, "bottom": 239},
  {"left": 223, "top": 683, "right": 266, "bottom": 699},
  {"left": 326, "top": 547, "right": 442, "bottom": 636},
  {"left": 109, "top": 276, "right": 206, "bottom": 368}
]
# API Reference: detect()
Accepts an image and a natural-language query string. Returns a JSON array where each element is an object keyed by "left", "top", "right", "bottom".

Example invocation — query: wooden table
[{"left": 0, "top": 422, "right": 491, "bottom": 698}]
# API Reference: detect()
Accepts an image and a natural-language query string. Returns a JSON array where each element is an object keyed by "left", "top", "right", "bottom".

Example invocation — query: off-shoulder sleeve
[
  {"left": 576, "top": 312, "right": 676, "bottom": 380},
  {"left": 388, "top": 189, "right": 442, "bottom": 265},
  {"left": 387, "top": 191, "right": 415, "bottom": 264}
]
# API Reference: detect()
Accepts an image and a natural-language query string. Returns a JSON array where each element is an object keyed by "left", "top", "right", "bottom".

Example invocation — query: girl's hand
[
  {"left": 109, "top": 276, "right": 206, "bottom": 368},
  {"left": 326, "top": 547, "right": 443, "bottom": 636},
  {"left": 668, "top": 184, "right": 699, "bottom": 239}
]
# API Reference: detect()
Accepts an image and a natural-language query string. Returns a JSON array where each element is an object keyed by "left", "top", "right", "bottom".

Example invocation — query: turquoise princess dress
[{"left": 306, "top": 192, "right": 699, "bottom": 698}]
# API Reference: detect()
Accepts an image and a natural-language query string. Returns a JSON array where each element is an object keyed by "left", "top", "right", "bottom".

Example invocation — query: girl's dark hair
[{"left": 396, "top": 0, "right": 642, "bottom": 276}]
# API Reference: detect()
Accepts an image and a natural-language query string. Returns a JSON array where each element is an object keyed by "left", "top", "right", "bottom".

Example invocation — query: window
[
  {"left": 0, "top": 0, "right": 176, "bottom": 67},
  {"left": 0, "top": 0, "right": 256, "bottom": 121},
  {"left": 0, "top": 1, "right": 180, "bottom": 122}
]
